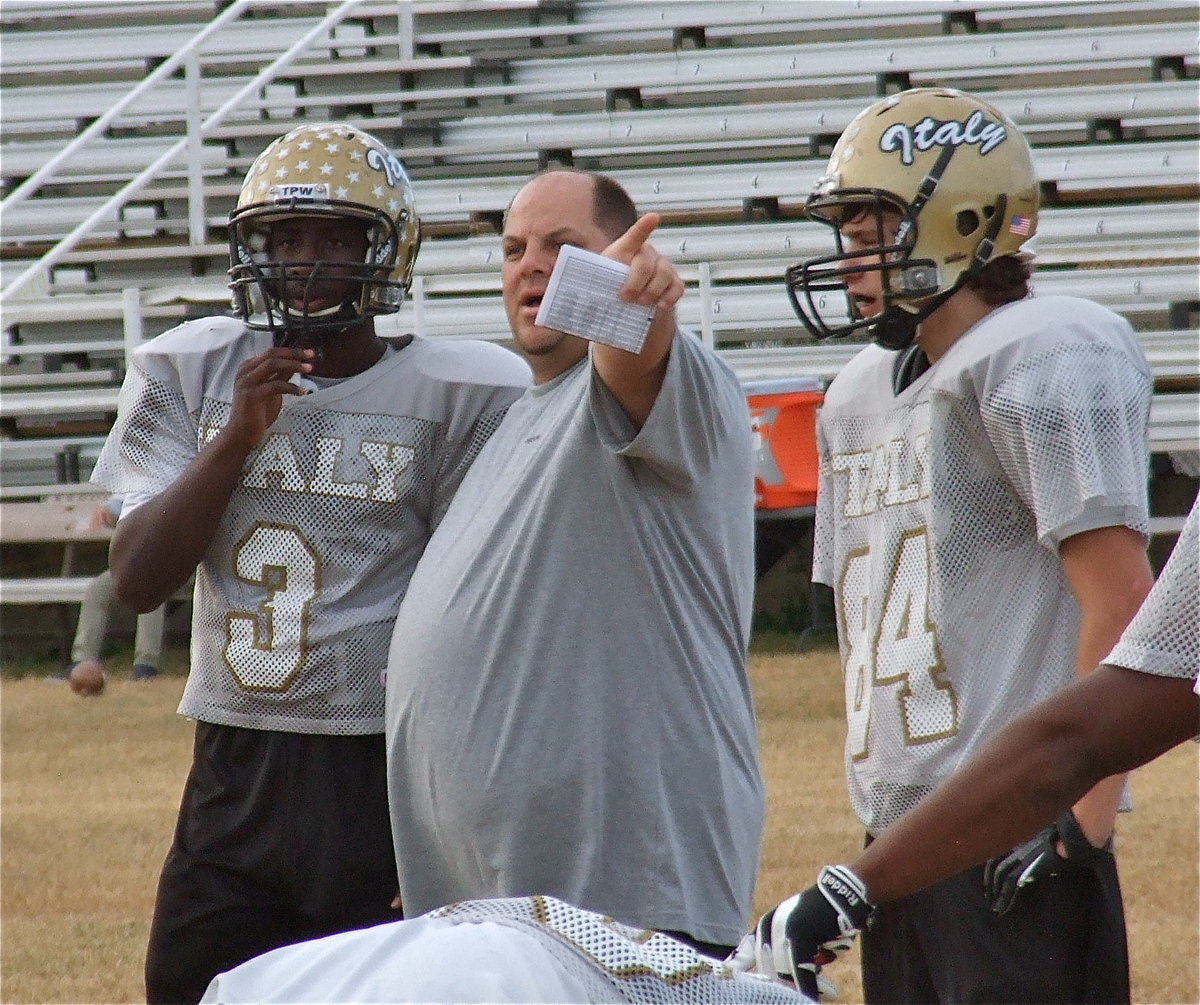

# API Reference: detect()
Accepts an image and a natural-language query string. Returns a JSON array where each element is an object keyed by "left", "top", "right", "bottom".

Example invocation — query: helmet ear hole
[{"left": 956, "top": 210, "right": 980, "bottom": 237}]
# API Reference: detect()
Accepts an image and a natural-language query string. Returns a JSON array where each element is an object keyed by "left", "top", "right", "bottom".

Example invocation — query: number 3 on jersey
[
  {"left": 839, "top": 528, "right": 958, "bottom": 759},
  {"left": 225, "top": 523, "right": 319, "bottom": 691}
]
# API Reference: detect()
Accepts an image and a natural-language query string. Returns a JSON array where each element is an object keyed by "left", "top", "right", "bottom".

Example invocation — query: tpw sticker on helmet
[
  {"left": 879, "top": 111, "right": 1007, "bottom": 165},
  {"left": 268, "top": 184, "right": 332, "bottom": 202}
]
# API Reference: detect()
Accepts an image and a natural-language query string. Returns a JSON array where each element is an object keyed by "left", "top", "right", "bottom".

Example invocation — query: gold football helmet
[
  {"left": 786, "top": 87, "right": 1039, "bottom": 350},
  {"left": 228, "top": 123, "right": 421, "bottom": 344}
]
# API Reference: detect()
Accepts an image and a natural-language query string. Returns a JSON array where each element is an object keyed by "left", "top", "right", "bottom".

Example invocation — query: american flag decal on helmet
[{"left": 1008, "top": 214, "right": 1032, "bottom": 236}]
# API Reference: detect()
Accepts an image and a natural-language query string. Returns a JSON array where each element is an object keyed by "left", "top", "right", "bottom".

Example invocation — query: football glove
[
  {"left": 740, "top": 865, "right": 874, "bottom": 998},
  {"left": 983, "top": 809, "right": 1114, "bottom": 916},
  {"left": 727, "top": 938, "right": 840, "bottom": 1001}
]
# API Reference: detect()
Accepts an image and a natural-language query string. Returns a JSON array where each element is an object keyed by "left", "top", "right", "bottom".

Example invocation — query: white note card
[{"left": 534, "top": 244, "right": 654, "bottom": 353}]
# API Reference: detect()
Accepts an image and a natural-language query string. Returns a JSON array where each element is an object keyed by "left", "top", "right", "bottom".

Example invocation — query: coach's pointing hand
[
  {"left": 591, "top": 212, "right": 685, "bottom": 427},
  {"left": 603, "top": 213, "right": 684, "bottom": 316}
]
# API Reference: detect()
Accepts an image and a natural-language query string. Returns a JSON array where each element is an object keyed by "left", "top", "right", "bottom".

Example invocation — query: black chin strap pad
[{"left": 873, "top": 309, "right": 921, "bottom": 352}]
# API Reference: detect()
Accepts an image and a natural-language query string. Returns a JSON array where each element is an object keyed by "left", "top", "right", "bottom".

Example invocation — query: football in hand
[{"left": 68, "top": 660, "right": 107, "bottom": 697}]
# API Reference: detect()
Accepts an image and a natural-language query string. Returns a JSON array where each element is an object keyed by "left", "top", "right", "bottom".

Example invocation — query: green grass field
[{"left": 2, "top": 647, "right": 1196, "bottom": 1003}]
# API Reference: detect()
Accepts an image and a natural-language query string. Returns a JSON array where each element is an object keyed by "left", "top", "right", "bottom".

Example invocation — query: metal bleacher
[{"left": 0, "top": 0, "right": 1197, "bottom": 491}]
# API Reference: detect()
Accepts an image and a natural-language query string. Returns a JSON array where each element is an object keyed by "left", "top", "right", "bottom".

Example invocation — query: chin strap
[
  {"left": 871, "top": 287, "right": 954, "bottom": 352},
  {"left": 872, "top": 149, "right": 1010, "bottom": 354},
  {"left": 871, "top": 308, "right": 921, "bottom": 352},
  {"left": 271, "top": 298, "right": 364, "bottom": 354},
  {"left": 872, "top": 198, "right": 1011, "bottom": 354}
]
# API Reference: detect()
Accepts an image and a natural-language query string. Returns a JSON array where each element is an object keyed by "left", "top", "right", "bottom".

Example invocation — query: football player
[
  {"left": 754, "top": 88, "right": 1155, "bottom": 1003},
  {"left": 202, "top": 895, "right": 814, "bottom": 1004},
  {"left": 93, "top": 123, "right": 530, "bottom": 1004},
  {"left": 738, "top": 496, "right": 1197, "bottom": 994}
]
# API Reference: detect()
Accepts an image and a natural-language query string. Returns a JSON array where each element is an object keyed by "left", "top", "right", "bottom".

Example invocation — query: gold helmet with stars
[{"left": 228, "top": 123, "right": 421, "bottom": 340}]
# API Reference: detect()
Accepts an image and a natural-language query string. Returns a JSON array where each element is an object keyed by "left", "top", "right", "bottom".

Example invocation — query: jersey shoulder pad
[
  {"left": 939, "top": 295, "right": 1146, "bottom": 389},
  {"left": 409, "top": 335, "right": 532, "bottom": 388},
  {"left": 132, "top": 315, "right": 255, "bottom": 361},
  {"left": 822, "top": 343, "right": 893, "bottom": 408}
]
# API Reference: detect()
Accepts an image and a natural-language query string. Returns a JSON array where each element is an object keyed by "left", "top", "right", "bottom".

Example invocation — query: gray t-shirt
[{"left": 385, "top": 331, "right": 764, "bottom": 947}]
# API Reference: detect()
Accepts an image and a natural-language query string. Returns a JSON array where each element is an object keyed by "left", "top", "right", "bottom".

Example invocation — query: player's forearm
[
  {"left": 851, "top": 666, "right": 1194, "bottom": 904},
  {"left": 1067, "top": 595, "right": 1132, "bottom": 845},
  {"left": 1069, "top": 776, "right": 1127, "bottom": 848},
  {"left": 851, "top": 697, "right": 1099, "bottom": 903},
  {"left": 1061, "top": 526, "right": 1154, "bottom": 844},
  {"left": 109, "top": 432, "right": 251, "bottom": 611}
]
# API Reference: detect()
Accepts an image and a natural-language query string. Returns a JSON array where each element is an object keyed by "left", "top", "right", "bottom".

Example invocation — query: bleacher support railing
[{"left": 0, "top": 0, "right": 365, "bottom": 305}]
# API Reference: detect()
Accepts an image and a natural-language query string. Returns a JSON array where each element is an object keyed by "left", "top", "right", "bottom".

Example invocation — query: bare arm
[
  {"left": 109, "top": 347, "right": 313, "bottom": 612},
  {"left": 592, "top": 213, "right": 685, "bottom": 429},
  {"left": 1056, "top": 523, "right": 1156, "bottom": 844},
  {"left": 853, "top": 664, "right": 1198, "bottom": 904},
  {"left": 744, "top": 522, "right": 1184, "bottom": 985}
]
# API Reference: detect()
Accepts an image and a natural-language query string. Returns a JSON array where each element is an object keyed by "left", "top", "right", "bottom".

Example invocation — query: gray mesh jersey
[
  {"left": 812, "top": 296, "right": 1152, "bottom": 835},
  {"left": 92, "top": 316, "right": 529, "bottom": 735},
  {"left": 1105, "top": 496, "right": 1198, "bottom": 687},
  {"left": 200, "top": 895, "right": 811, "bottom": 1003},
  {"left": 385, "top": 332, "right": 764, "bottom": 947}
]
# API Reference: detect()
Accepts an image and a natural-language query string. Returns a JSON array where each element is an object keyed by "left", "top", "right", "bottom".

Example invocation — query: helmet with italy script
[{"left": 785, "top": 87, "right": 1038, "bottom": 351}]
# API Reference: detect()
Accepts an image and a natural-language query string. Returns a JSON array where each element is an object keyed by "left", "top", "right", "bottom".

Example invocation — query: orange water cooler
[{"left": 743, "top": 376, "right": 824, "bottom": 514}]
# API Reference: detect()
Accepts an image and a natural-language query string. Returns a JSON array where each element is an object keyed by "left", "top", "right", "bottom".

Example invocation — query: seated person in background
[
  {"left": 48, "top": 494, "right": 166, "bottom": 683},
  {"left": 201, "top": 895, "right": 813, "bottom": 1005}
]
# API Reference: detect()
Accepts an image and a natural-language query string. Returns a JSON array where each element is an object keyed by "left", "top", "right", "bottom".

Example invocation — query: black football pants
[{"left": 145, "top": 721, "right": 399, "bottom": 1005}]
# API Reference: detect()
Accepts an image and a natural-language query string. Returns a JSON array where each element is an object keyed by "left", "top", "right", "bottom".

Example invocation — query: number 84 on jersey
[{"left": 839, "top": 527, "right": 959, "bottom": 758}]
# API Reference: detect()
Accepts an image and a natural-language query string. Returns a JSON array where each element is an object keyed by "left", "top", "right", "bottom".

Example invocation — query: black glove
[
  {"left": 984, "top": 809, "right": 1113, "bottom": 916},
  {"left": 744, "top": 864, "right": 874, "bottom": 997}
]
